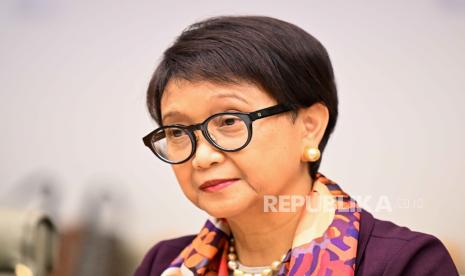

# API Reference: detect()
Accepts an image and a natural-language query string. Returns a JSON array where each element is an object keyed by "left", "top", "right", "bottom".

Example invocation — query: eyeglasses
[{"left": 143, "top": 104, "right": 292, "bottom": 164}]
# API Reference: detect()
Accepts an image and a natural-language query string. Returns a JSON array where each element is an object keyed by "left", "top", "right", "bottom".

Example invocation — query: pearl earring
[{"left": 303, "top": 146, "right": 320, "bottom": 162}]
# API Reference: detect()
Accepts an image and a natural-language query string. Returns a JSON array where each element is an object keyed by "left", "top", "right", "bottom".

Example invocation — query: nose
[{"left": 191, "top": 131, "right": 225, "bottom": 170}]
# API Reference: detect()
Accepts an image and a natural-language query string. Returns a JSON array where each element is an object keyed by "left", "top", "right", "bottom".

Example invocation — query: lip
[{"left": 199, "top": 178, "right": 239, "bottom": 192}]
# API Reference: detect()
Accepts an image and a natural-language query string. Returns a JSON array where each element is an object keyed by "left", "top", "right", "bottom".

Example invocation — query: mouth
[{"left": 199, "top": 178, "right": 239, "bottom": 192}]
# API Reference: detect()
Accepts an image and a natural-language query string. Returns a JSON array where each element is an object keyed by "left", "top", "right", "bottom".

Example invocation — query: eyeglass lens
[{"left": 151, "top": 113, "right": 249, "bottom": 163}]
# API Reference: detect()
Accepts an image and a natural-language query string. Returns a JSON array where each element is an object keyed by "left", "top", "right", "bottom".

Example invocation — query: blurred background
[{"left": 0, "top": 0, "right": 464, "bottom": 275}]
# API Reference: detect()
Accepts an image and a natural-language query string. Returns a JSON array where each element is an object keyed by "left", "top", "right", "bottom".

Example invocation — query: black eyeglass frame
[{"left": 142, "top": 104, "right": 292, "bottom": 164}]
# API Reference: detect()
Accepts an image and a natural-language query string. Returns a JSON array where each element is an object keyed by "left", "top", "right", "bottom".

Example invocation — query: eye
[
  {"left": 211, "top": 115, "right": 242, "bottom": 128},
  {"left": 172, "top": 129, "right": 184, "bottom": 137},
  {"left": 166, "top": 128, "right": 186, "bottom": 138},
  {"left": 222, "top": 117, "right": 238, "bottom": 126}
]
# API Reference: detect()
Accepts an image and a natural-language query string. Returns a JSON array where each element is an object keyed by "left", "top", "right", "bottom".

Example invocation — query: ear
[{"left": 297, "top": 102, "right": 330, "bottom": 148}]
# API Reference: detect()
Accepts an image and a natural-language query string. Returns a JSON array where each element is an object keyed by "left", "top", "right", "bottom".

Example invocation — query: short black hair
[{"left": 146, "top": 15, "right": 338, "bottom": 179}]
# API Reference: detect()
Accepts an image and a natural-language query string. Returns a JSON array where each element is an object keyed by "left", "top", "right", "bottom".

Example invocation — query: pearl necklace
[{"left": 227, "top": 237, "right": 288, "bottom": 276}]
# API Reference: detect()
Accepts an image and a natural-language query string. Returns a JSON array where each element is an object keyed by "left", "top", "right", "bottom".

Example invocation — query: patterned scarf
[{"left": 161, "top": 172, "right": 360, "bottom": 275}]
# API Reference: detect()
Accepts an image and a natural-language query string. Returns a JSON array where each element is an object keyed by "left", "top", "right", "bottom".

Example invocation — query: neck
[{"left": 227, "top": 172, "right": 313, "bottom": 267}]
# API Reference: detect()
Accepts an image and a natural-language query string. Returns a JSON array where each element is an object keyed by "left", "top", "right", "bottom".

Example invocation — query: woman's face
[{"left": 160, "top": 78, "right": 311, "bottom": 218}]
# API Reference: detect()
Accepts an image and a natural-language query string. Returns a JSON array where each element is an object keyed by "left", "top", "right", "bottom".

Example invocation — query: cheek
[
  {"left": 237, "top": 122, "right": 302, "bottom": 192},
  {"left": 255, "top": 119, "right": 301, "bottom": 160},
  {"left": 171, "top": 165, "right": 197, "bottom": 201}
]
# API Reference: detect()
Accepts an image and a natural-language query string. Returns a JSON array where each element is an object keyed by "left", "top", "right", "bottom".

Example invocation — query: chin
[{"left": 200, "top": 202, "right": 246, "bottom": 219}]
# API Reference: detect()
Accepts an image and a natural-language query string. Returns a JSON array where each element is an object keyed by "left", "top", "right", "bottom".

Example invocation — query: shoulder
[
  {"left": 134, "top": 234, "right": 196, "bottom": 276},
  {"left": 356, "top": 209, "right": 459, "bottom": 275},
  {"left": 133, "top": 212, "right": 459, "bottom": 276}
]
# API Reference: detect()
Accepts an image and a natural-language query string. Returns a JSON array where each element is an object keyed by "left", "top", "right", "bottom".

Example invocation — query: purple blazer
[{"left": 134, "top": 209, "right": 459, "bottom": 275}]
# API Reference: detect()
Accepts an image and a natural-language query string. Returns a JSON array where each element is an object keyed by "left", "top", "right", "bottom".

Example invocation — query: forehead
[{"left": 160, "top": 79, "right": 276, "bottom": 120}]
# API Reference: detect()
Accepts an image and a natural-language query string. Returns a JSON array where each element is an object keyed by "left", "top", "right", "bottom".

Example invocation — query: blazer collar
[{"left": 355, "top": 208, "right": 376, "bottom": 273}]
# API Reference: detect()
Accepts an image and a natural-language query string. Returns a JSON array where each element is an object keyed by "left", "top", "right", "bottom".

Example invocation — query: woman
[{"left": 135, "top": 16, "right": 458, "bottom": 275}]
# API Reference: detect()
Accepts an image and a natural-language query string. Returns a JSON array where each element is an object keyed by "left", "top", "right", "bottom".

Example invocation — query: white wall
[{"left": 1, "top": 0, "right": 464, "bottom": 273}]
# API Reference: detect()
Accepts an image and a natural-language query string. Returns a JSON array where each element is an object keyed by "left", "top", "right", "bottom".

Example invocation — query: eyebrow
[{"left": 161, "top": 93, "right": 249, "bottom": 124}]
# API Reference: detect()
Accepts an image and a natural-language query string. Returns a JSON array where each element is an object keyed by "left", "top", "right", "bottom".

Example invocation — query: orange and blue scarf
[{"left": 161, "top": 172, "right": 360, "bottom": 275}]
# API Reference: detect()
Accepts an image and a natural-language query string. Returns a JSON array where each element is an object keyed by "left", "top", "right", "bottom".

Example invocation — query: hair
[{"left": 146, "top": 15, "right": 338, "bottom": 179}]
